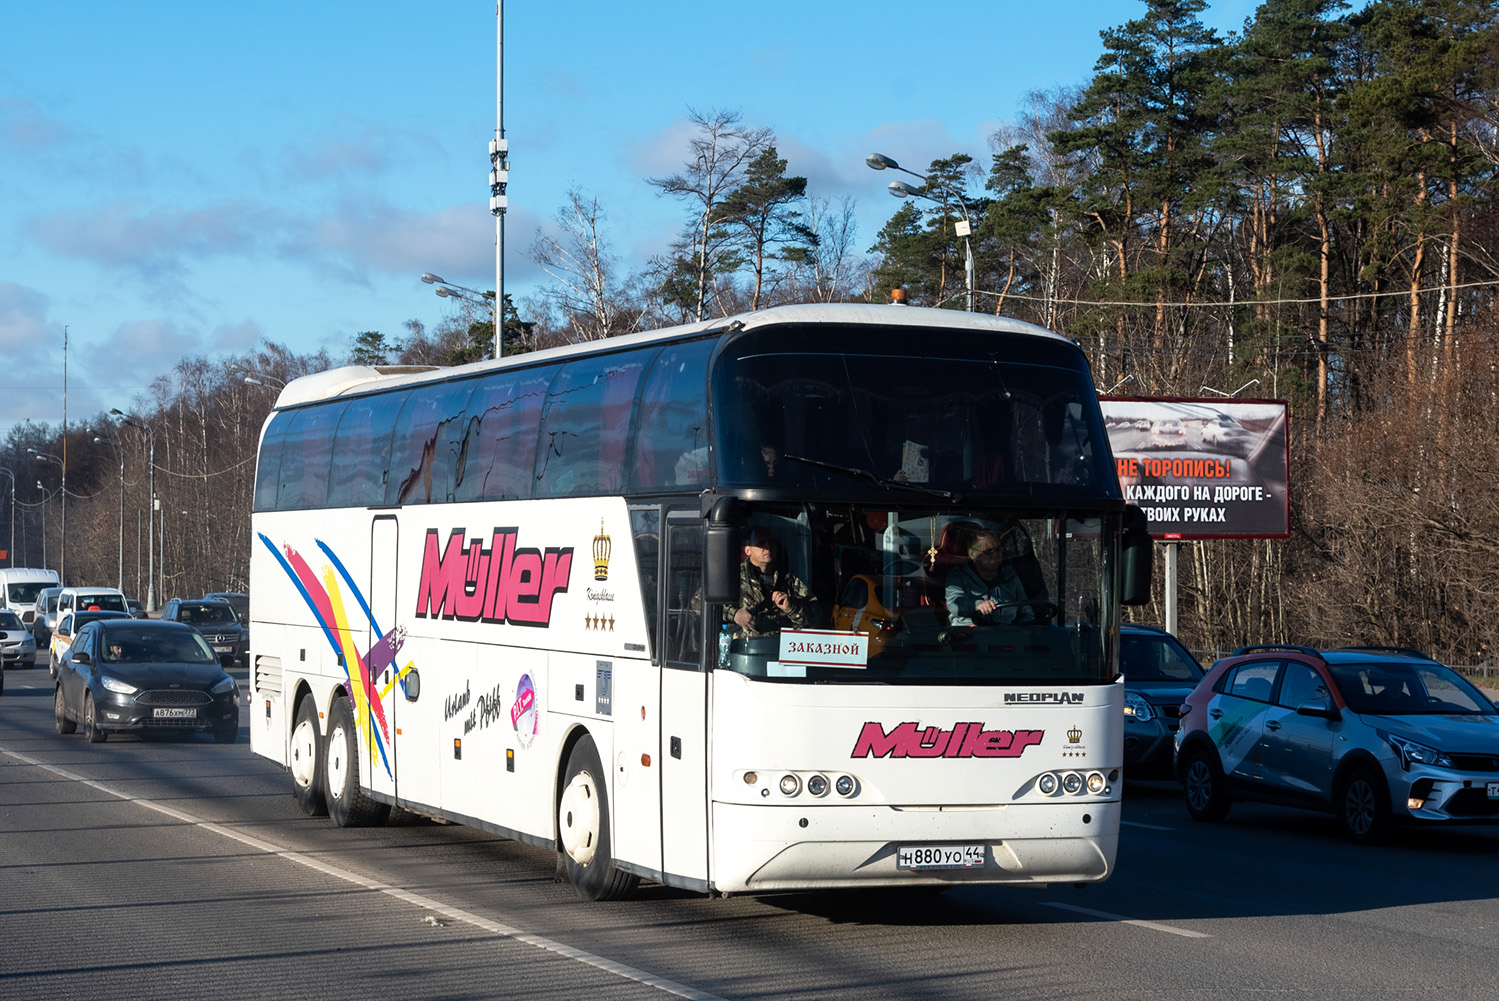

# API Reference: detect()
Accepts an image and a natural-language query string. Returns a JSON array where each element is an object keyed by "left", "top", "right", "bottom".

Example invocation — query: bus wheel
[
  {"left": 323, "top": 695, "right": 389, "bottom": 828},
  {"left": 291, "top": 697, "right": 327, "bottom": 817},
  {"left": 558, "top": 734, "right": 639, "bottom": 901}
]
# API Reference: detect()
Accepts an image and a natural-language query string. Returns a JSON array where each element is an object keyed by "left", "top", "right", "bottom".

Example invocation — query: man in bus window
[
  {"left": 945, "top": 529, "right": 1034, "bottom": 627},
  {"left": 728, "top": 527, "right": 818, "bottom": 638}
]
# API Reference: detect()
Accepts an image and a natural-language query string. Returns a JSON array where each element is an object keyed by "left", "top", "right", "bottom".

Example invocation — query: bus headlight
[
  {"left": 1062, "top": 772, "right": 1084, "bottom": 795},
  {"left": 1086, "top": 771, "right": 1106, "bottom": 794},
  {"left": 779, "top": 774, "right": 801, "bottom": 796},
  {"left": 834, "top": 774, "right": 857, "bottom": 797},
  {"left": 1038, "top": 773, "right": 1058, "bottom": 795},
  {"left": 806, "top": 774, "right": 829, "bottom": 796}
]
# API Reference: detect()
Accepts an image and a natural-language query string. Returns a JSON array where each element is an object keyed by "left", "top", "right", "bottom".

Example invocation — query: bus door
[
  {"left": 659, "top": 513, "right": 709, "bottom": 887},
  {"left": 367, "top": 516, "right": 398, "bottom": 802}
]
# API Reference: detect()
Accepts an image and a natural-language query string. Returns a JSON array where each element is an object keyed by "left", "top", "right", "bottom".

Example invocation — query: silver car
[{"left": 1176, "top": 644, "right": 1499, "bottom": 843}]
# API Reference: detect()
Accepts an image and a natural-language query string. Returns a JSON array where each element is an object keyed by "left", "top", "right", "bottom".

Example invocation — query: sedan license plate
[
  {"left": 153, "top": 708, "right": 198, "bottom": 719},
  {"left": 897, "top": 844, "right": 986, "bottom": 870},
  {"left": 1487, "top": 781, "right": 1499, "bottom": 800}
]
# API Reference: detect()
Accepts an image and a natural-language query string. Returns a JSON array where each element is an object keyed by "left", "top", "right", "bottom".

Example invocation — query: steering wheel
[{"left": 989, "top": 600, "right": 1058, "bottom": 625}]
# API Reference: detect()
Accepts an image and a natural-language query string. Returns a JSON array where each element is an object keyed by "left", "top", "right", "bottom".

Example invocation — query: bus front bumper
[{"left": 710, "top": 799, "right": 1119, "bottom": 894}]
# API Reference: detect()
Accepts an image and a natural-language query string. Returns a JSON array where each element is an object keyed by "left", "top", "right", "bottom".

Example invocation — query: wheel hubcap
[
  {"left": 1346, "top": 780, "right": 1375, "bottom": 834},
  {"left": 1186, "top": 761, "right": 1211, "bottom": 810},
  {"left": 559, "top": 769, "right": 600, "bottom": 865},
  {"left": 291, "top": 718, "right": 318, "bottom": 789},
  {"left": 327, "top": 724, "right": 348, "bottom": 801}
]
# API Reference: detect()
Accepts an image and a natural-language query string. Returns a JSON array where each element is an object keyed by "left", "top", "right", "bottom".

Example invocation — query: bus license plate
[
  {"left": 153, "top": 708, "right": 197, "bottom": 719},
  {"left": 1487, "top": 781, "right": 1499, "bottom": 800},
  {"left": 897, "top": 845, "right": 985, "bottom": 870}
]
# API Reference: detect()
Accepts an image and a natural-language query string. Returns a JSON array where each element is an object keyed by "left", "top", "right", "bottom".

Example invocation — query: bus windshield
[
  {"left": 714, "top": 325, "right": 1116, "bottom": 498},
  {"left": 714, "top": 505, "right": 1115, "bottom": 685}
]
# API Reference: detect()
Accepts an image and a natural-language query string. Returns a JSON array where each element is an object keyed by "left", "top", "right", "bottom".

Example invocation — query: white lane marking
[
  {"left": 1042, "top": 901, "right": 1211, "bottom": 938},
  {"left": 1121, "top": 820, "right": 1175, "bottom": 831},
  {"left": 3, "top": 748, "right": 727, "bottom": 1001}
]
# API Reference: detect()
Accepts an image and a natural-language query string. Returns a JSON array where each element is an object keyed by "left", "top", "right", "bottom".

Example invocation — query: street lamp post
[
  {"left": 0, "top": 468, "right": 14, "bottom": 568},
  {"left": 421, "top": 273, "right": 500, "bottom": 349},
  {"left": 112, "top": 409, "right": 158, "bottom": 611},
  {"left": 866, "top": 153, "right": 977, "bottom": 312},
  {"left": 94, "top": 435, "right": 124, "bottom": 590},
  {"left": 28, "top": 449, "right": 65, "bottom": 581},
  {"left": 36, "top": 481, "right": 46, "bottom": 568}
]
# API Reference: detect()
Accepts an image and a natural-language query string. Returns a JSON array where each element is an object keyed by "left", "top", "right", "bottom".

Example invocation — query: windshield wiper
[{"left": 780, "top": 453, "right": 961, "bottom": 502}]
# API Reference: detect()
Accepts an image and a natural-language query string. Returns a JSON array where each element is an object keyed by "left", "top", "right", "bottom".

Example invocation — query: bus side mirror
[
  {"left": 1120, "top": 504, "right": 1153, "bottom": 606},
  {"left": 704, "top": 497, "right": 742, "bottom": 605}
]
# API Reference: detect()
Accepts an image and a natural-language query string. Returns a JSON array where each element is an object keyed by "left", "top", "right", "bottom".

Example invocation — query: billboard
[{"left": 1100, "top": 397, "right": 1290, "bottom": 540}]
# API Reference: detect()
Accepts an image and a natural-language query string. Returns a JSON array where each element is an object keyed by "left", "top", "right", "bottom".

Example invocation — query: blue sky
[{"left": 0, "top": 0, "right": 1260, "bottom": 438}]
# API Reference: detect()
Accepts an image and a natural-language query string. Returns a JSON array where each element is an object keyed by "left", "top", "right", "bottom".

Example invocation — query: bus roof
[{"left": 268, "top": 304, "right": 1073, "bottom": 410}]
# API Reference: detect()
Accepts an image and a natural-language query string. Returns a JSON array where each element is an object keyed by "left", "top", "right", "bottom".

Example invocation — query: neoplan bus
[{"left": 248, "top": 303, "right": 1151, "bottom": 899}]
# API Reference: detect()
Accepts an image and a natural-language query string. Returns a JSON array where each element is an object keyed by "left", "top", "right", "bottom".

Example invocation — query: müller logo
[
  {"left": 851, "top": 721, "right": 1045, "bottom": 759},
  {"left": 415, "top": 527, "right": 573, "bottom": 626}
]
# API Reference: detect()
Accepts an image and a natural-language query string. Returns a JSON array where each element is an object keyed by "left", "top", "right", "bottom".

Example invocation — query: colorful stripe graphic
[{"left": 259, "top": 533, "right": 406, "bottom": 778}]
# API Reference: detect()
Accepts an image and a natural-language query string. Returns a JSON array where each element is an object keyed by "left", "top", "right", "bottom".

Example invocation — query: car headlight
[
  {"left": 1379, "top": 731, "right": 1452, "bottom": 769},
  {"left": 211, "top": 677, "right": 237, "bottom": 695},
  {"left": 101, "top": 676, "right": 138, "bottom": 695},
  {"left": 1123, "top": 691, "right": 1154, "bottom": 722}
]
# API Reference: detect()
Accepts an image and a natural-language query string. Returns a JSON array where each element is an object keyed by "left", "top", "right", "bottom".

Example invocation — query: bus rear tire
[
  {"left": 291, "top": 696, "right": 327, "bottom": 817},
  {"left": 558, "top": 734, "right": 638, "bottom": 901},
  {"left": 323, "top": 695, "right": 389, "bottom": 828}
]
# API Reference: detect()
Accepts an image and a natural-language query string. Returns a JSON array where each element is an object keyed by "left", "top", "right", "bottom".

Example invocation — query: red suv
[{"left": 1174, "top": 644, "right": 1499, "bottom": 843}]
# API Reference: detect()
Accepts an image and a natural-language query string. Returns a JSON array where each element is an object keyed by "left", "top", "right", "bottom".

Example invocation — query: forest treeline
[{"left": 4, "top": 0, "right": 1497, "bottom": 663}]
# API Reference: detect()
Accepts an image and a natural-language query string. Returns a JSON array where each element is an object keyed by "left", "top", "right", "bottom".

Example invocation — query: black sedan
[{"left": 54, "top": 619, "right": 240, "bottom": 744}]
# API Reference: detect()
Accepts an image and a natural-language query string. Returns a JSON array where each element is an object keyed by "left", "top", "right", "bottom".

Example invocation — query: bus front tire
[
  {"left": 291, "top": 697, "right": 327, "bottom": 817},
  {"left": 558, "top": 734, "right": 638, "bottom": 901},
  {"left": 323, "top": 695, "right": 389, "bottom": 828}
]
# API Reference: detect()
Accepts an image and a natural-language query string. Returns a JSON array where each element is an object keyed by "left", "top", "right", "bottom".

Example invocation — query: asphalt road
[{"left": 4, "top": 666, "right": 1498, "bottom": 1001}]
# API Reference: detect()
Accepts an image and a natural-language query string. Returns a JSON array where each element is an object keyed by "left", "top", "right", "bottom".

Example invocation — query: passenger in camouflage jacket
[{"left": 727, "top": 528, "right": 819, "bottom": 638}]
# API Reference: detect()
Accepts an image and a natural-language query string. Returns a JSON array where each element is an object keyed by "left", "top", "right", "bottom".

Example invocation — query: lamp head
[
  {"left": 435, "top": 287, "right": 455, "bottom": 298},
  {"left": 888, "top": 180, "right": 921, "bottom": 198},
  {"left": 866, "top": 153, "right": 898, "bottom": 171},
  {"left": 420, "top": 272, "right": 444, "bottom": 285}
]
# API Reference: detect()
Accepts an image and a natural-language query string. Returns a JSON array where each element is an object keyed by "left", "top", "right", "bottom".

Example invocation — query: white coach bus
[{"left": 248, "top": 303, "right": 1151, "bottom": 899}]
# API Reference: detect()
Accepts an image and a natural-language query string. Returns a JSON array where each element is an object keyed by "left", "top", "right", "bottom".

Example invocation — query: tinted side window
[
  {"left": 277, "top": 402, "right": 347, "bottom": 510},
  {"left": 630, "top": 508, "right": 660, "bottom": 661},
  {"left": 1227, "top": 660, "right": 1280, "bottom": 703},
  {"left": 253, "top": 411, "right": 292, "bottom": 513},
  {"left": 455, "top": 366, "right": 557, "bottom": 502},
  {"left": 329, "top": 391, "right": 408, "bottom": 508},
  {"left": 536, "top": 352, "right": 652, "bottom": 498},
  {"left": 1276, "top": 662, "right": 1327, "bottom": 707},
  {"left": 387, "top": 381, "right": 477, "bottom": 505},
  {"left": 631, "top": 340, "right": 713, "bottom": 492},
  {"left": 665, "top": 521, "right": 704, "bottom": 667}
]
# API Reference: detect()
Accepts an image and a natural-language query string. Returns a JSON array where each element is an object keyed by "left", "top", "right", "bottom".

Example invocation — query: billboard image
[{"left": 1100, "top": 398, "right": 1290, "bottom": 540}]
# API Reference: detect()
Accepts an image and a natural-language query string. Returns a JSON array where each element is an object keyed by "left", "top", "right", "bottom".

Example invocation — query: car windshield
[
  {"left": 1328, "top": 661, "right": 1497, "bottom": 716},
  {"left": 1120, "top": 633, "right": 1203, "bottom": 681},
  {"left": 75, "top": 593, "right": 127, "bottom": 613},
  {"left": 100, "top": 628, "right": 217, "bottom": 664},
  {"left": 182, "top": 604, "right": 238, "bottom": 625},
  {"left": 0, "top": 611, "right": 22, "bottom": 629},
  {"left": 7, "top": 581, "right": 51, "bottom": 603}
]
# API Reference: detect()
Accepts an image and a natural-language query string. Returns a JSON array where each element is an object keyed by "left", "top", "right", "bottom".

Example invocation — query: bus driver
[
  {"left": 945, "top": 529, "right": 1035, "bottom": 627},
  {"left": 728, "top": 527, "right": 819, "bottom": 638}
]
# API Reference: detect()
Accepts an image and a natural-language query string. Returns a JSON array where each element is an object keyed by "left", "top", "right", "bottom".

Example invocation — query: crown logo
[
  {"left": 1067, "top": 726, "right": 1083, "bottom": 744},
  {"left": 592, "top": 519, "right": 611, "bottom": 581}
]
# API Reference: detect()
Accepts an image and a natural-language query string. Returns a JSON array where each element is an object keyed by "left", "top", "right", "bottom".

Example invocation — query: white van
[
  {"left": 55, "top": 586, "right": 129, "bottom": 622},
  {"left": 0, "top": 568, "right": 62, "bottom": 626}
]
